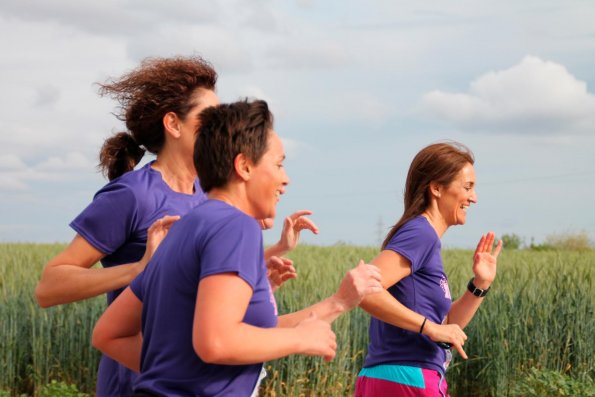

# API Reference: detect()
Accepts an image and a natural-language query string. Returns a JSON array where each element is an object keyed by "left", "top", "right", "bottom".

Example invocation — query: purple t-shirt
[
  {"left": 70, "top": 162, "right": 206, "bottom": 397},
  {"left": 130, "top": 199, "right": 278, "bottom": 396},
  {"left": 363, "top": 216, "right": 453, "bottom": 375}
]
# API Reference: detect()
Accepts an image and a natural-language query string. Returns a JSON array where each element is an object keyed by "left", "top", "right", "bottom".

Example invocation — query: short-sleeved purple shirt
[
  {"left": 130, "top": 199, "right": 278, "bottom": 396},
  {"left": 70, "top": 162, "right": 206, "bottom": 397},
  {"left": 363, "top": 216, "right": 453, "bottom": 375}
]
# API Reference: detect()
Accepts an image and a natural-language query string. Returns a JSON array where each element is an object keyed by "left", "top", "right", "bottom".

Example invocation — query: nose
[
  {"left": 282, "top": 168, "right": 290, "bottom": 187},
  {"left": 470, "top": 189, "right": 477, "bottom": 204}
]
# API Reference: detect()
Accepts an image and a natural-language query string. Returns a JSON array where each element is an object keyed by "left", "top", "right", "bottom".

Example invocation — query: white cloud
[
  {"left": 265, "top": 40, "right": 349, "bottom": 69},
  {"left": 34, "top": 85, "right": 61, "bottom": 108},
  {"left": 0, "top": 152, "right": 95, "bottom": 192},
  {"left": 421, "top": 56, "right": 595, "bottom": 135},
  {"left": 35, "top": 152, "right": 92, "bottom": 172},
  {"left": 0, "top": 154, "right": 27, "bottom": 171},
  {"left": 281, "top": 137, "right": 312, "bottom": 159},
  {"left": 0, "top": 174, "right": 28, "bottom": 191},
  {"left": 0, "top": 0, "right": 218, "bottom": 37}
]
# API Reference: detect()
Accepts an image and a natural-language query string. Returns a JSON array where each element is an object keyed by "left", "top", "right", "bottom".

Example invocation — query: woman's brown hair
[
  {"left": 382, "top": 142, "right": 475, "bottom": 249},
  {"left": 194, "top": 99, "right": 273, "bottom": 193},
  {"left": 97, "top": 55, "right": 217, "bottom": 180}
]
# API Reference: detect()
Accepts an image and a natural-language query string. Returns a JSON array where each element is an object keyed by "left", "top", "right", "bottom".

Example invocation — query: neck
[
  {"left": 420, "top": 208, "right": 448, "bottom": 238},
  {"left": 152, "top": 150, "right": 196, "bottom": 194},
  {"left": 208, "top": 185, "right": 255, "bottom": 218}
]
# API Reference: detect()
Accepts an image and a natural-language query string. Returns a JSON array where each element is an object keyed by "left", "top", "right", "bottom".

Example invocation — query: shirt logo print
[{"left": 440, "top": 277, "right": 451, "bottom": 300}]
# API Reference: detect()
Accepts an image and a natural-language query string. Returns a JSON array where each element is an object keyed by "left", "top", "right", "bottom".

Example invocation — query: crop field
[{"left": 0, "top": 243, "right": 593, "bottom": 396}]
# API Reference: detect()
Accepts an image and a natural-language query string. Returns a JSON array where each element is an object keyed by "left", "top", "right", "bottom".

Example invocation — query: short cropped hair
[{"left": 194, "top": 99, "right": 273, "bottom": 192}]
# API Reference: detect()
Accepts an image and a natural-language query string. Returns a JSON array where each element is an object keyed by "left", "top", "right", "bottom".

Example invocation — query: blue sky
[{"left": 1, "top": 1, "right": 594, "bottom": 248}]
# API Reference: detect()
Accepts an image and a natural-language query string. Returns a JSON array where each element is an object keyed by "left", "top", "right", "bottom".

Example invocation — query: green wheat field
[{"left": 1, "top": 243, "right": 593, "bottom": 396}]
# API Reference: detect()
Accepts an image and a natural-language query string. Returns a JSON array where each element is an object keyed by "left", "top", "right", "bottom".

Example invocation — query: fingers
[
  {"left": 267, "top": 257, "right": 295, "bottom": 273},
  {"left": 267, "top": 256, "right": 297, "bottom": 290},
  {"left": 454, "top": 343, "right": 468, "bottom": 360},
  {"left": 493, "top": 239, "right": 503, "bottom": 257},
  {"left": 476, "top": 232, "right": 501, "bottom": 255},
  {"left": 484, "top": 232, "right": 495, "bottom": 251},
  {"left": 295, "top": 217, "right": 319, "bottom": 234},
  {"left": 474, "top": 234, "right": 486, "bottom": 256},
  {"left": 356, "top": 260, "right": 383, "bottom": 287},
  {"left": 286, "top": 213, "right": 319, "bottom": 234},
  {"left": 148, "top": 215, "right": 181, "bottom": 232},
  {"left": 289, "top": 210, "right": 313, "bottom": 220}
]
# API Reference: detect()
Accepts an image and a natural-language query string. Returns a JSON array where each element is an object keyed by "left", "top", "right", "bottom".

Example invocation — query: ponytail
[{"left": 98, "top": 132, "right": 145, "bottom": 180}]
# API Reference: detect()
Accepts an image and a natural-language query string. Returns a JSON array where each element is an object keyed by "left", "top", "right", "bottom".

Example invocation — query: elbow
[
  {"left": 91, "top": 322, "right": 108, "bottom": 353},
  {"left": 193, "top": 335, "right": 230, "bottom": 364},
  {"left": 35, "top": 284, "right": 55, "bottom": 308}
]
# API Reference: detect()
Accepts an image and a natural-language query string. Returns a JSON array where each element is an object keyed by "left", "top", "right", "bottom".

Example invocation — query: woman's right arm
[
  {"left": 35, "top": 215, "right": 179, "bottom": 307},
  {"left": 359, "top": 250, "right": 469, "bottom": 359},
  {"left": 193, "top": 273, "right": 337, "bottom": 365},
  {"left": 92, "top": 287, "right": 143, "bottom": 372},
  {"left": 35, "top": 234, "right": 141, "bottom": 307}
]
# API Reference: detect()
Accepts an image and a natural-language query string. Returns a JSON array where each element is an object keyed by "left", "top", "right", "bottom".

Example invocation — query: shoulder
[
  {"left": 184, "top": 200, "right": 261, "bottom": 236},
  {"left": 391, "top": 216, "right": 439, "bottom": 245}
]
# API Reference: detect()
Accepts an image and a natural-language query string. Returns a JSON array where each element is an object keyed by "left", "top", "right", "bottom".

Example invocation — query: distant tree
[
  {"left": 500, "top": 233, "right": 523, "bottom": 250},
  {"left": 545, "top": 231, "right": 593, "bottom": 251}
]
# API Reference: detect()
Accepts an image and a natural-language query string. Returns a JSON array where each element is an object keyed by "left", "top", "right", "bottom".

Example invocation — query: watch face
[{"left": 468, "top": 278, "right": 488, "bottom": 297}]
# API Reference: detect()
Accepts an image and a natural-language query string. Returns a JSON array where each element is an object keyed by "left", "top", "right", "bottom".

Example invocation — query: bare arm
[
  {"left": 35, "top": 215, "right": 179, "bottom": 307},
  {"left": 359, "top": 250, "right": 469, "bottom": 359},
  {"left": 277, "top": 260, "right": 383, "bottom": 327},
  {"left": 92, "top": 287, "right": 143, "bottom": 372},
  {"left": 193, "top": 273, "right": 337, "bottom": 364},
  {"left": 448, "top": 232, "right": 502, "bottom": 328}
]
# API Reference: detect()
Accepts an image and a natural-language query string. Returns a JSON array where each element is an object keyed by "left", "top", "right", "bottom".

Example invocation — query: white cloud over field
[{"left": 422, "top": 56, "right": 595, "bottom": 135}]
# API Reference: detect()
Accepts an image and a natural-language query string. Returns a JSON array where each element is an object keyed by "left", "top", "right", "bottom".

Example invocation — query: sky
[{"left": 1, "top": 0, "right": 594, "bottom": 249}]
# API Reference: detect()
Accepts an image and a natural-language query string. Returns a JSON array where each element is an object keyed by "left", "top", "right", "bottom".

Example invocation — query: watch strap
[{"left": 467, "top": 277, "right": 489, "bottom": 297}]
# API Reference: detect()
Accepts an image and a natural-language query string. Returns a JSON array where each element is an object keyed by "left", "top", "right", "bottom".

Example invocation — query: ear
[
  {"left": 163, "top": 112, "right": 182, "bottom": 139},
  {"left": 429, "top": 181, "right": 442, "bottom": 199},
  {"left": 234, "top": 153, "right": 253, "bottom": 182}
]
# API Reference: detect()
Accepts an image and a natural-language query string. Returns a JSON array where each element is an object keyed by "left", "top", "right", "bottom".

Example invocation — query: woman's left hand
[
  {"left": 276, "top": 210, "right": 320, "bottom": 253},
  {"left": 472, "top": 232, "right": 503, "bottom": 289},
  {"left": 333, "top": 260, "right": 383, "bottom": 311},
  {"left": 267, "top": 256, "right": 297, "bottom": 292}
]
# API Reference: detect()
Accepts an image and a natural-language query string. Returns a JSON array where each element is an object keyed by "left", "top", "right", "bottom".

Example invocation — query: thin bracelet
[{"left": 419, "top": 317, "right": 427, "bottom": 334}]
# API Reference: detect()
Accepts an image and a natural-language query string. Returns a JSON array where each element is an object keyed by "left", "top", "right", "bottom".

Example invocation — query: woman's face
[
  {"left": 437, "top": 162, "right": 477, "bottom": 227},
  {"left": 246, "top": 132, "right": 289, "bottom": 220}
]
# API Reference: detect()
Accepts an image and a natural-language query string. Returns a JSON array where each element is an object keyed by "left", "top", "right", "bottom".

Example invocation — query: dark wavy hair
[
  {"left": 97, "top": 55, "right": 217, "bottom": 180},
  {"left": 382, "top": 142, "right": 475, "bottom": 249},
  {"left": 194, "top": 100, "right": 273, "bottom": 193}
]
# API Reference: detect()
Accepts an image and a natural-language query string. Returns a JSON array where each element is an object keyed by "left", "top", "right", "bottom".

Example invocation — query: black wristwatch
[{"left": 467, "top": 277, "right": 490, "bottom": 297}]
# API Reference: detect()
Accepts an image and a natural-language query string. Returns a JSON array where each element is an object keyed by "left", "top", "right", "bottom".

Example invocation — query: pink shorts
[{"left": 355, "top": 364, "right": 450, "bottom": 397}]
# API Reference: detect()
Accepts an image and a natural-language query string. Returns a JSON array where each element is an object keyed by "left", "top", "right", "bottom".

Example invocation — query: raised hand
[
  {"left": 266, "top": 256, "right": 297, "bottom": 291},
  {"left": 333, "top": 260, "right": 383, "bottom": 311},
  {"left": 277, "top": 210, "right": 319, "bottom": 253},
  {"left": 472, "top": 232, "right": 503, "bottom": 288}
]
